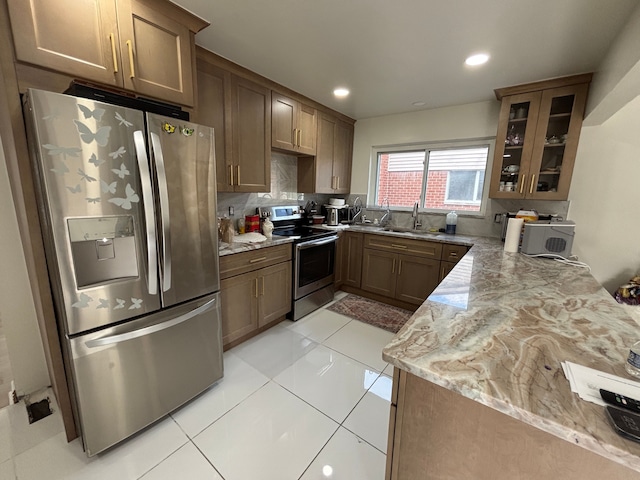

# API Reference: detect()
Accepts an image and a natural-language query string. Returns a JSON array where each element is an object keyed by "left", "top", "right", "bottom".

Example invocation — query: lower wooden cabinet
[
  {"left": 219, "top": 245, "right": 292, "bottom": 347},
  {"left": 395, "top": 254, "right": 440, "bottom": 304},
  {"left": 341, "top": 231, "right": 363, "bottom": 288},
  {"left": 439, "top": 261, "right": 457, "bottom": 282},
  {"left": 220, "top": 272, "right": 259, "bottom": 344},
  {"left": 258, "top": 262, "right": 292, "bottom": 326},
  {"left": 361, "top": 248, "right": 395, "bottom": 297},
  {"left": 361, "top": 248, "right": 439, "bottom": 305},
  {"left": 343, "top": 233, "right": 469, "bottom": 309},
  {"left": 439, "top": 243, "right": 469, "bottom": 281},
  {"left": 387, "top": 369, "right": 637, "bottom": 480}
]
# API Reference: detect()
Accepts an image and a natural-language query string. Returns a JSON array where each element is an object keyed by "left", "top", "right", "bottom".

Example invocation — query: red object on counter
[{"left": 245, "top": 215, "right": 260, "bottom": 232}]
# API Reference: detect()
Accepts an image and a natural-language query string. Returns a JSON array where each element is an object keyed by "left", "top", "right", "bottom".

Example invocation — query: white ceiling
[{"left": 172, "top": 0, "right": 639, "bottom": 120}]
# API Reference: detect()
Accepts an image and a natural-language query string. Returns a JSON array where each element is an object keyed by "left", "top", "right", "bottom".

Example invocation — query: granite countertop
[
  {"left": 381, "top": 234, "right": 640, "bottom": 471},
  {"left": 218, "top": 235, "right": 293, "bottom": 257}
]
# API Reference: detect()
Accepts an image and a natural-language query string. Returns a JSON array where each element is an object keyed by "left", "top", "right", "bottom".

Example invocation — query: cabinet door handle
[
  {"left": 126, "top": 40, "right": 135, "bottom": 78},
  {"left": 529, "top": 174, "right": 536, "bottom": 194},
  {"left": 229, "top": 164, "right": 234, "bottom": 186},
  {"left": 398, "top": 260, "right": 402, "bottom": 275},
  {"left": 254, "top": 278, "right": 258, "bottom": 298},
  {"left": 236, "top": 165, "right": 241, "bottom": 185},
  {"left": 519, "top": 174, "right": 526, "bottom": 194},
  {"left": 392, "top": 259, "right": 396, "bottom": 274},
  {"left": 109, "top": 33, "right": 118, "bottom": 73},
  {"left": 261, "top": 276, "right": 265, "bottom": 295},
  {"left": 336, "top": 176, "right": 340, "bottom": 190},
  {"left": 292, "top": 128, "right": 297, "bottom": 146}
]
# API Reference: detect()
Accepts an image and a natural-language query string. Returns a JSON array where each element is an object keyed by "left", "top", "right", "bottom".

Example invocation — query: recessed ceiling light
[
  {"left": 465, "top": 53, "right": 490, "bottom": 66},
  {"left": 412, "top": 101, "right": 426, "bottom": 107},
  {"left": 333, "top": 88, "right": 349, "bottom": 98}
]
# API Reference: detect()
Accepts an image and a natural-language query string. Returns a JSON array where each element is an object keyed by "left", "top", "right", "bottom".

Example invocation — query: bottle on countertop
[{"left": 445, "top": 211, "right": 457, "bottom": 234}]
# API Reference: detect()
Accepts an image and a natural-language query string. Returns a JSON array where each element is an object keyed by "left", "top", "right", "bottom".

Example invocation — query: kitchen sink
[{"left": 383, "top": 226, "right": 440, "bottom": 236}]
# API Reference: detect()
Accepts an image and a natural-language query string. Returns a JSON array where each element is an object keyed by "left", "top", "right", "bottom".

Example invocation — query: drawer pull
[
  {"left": 249, "top": 256, "right": 267, "bottom": 263},
  {"left": 391, "top": 244, "right": 408, "bottom": 249},
  {"left": 450, "top": 252, "right": 458, "bottom": 257}
]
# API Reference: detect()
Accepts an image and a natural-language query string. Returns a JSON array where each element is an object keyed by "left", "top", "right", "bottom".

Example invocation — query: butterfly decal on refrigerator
[
  {"left": 73, "top": 120, "right": 111, "bottom": 147},
  {"left": 108, "top": 184, "right": 139, "bottom": 210},
  {"left": 78, "top": 105, "right": 105, "bottom": 121}
]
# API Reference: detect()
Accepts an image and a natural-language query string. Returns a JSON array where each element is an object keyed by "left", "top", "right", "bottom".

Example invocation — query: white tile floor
[{"left": 0, "top": 292, "right": 396, "bottom": 480}]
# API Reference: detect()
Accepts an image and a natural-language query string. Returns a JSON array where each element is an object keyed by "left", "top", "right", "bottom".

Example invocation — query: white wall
[
  {"left": 351, "top": 101, "right": 500, "bottom": 194},
  {"left": 584, "top": 3, "right": 640, "bottom": 126},
  {"left": 568, "top": 4, "right": 640, "bottom": 293},
  {"left": 568, "top": 96, "right": 640, "bottom": 292},
  {"left": 0, "top": 135, "right": 50, "bottom": 395}
]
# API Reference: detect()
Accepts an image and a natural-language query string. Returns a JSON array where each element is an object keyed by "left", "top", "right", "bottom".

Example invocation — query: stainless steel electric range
[{"left": 258, "top": 206, "right": 338, "bottom": 320}]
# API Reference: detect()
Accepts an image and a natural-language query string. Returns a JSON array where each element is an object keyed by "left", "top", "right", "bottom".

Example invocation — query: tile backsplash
[
  {"left": 345, "top": 194, "right": 570, "bottom": 239},
  {"left": 217, "top": 153, "right": 334, "bottom": 218},
  {"left": 217, "top": 154, "right": 570, "bottom": 239}
]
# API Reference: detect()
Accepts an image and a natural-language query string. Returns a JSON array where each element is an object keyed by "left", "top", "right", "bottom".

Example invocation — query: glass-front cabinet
[{"left": 489, "top": 75, "right": 591, "bottom": 200}]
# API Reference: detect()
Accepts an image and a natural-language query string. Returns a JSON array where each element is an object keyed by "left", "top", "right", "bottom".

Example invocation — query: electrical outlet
[
  {"left": 494, "top": 213, "right": 502, "bottom": 223},
  {"left": 229, "top": 206, "right": 234, "bottom": 216}
]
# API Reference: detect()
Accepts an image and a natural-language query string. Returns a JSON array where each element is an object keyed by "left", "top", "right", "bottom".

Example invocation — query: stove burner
[{"left": 273, "top": 226, "right": 334, "bottom": 243}]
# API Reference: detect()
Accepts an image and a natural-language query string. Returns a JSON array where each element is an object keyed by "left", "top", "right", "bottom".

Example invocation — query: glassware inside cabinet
[
  {"left": 536, "top": 94, "right": 575, "bottom": 193},
  {"left": 499, "top": 101, "right": 530, "bottom": 192}
]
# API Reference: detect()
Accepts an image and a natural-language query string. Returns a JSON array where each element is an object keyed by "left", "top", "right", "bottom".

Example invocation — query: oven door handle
[{"left": 296, "top": 235, "right": 339, "bottom": 250}]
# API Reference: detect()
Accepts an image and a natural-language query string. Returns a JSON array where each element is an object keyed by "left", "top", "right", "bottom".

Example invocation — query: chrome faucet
[
  {"left": 380, "top": 198, "right": 391, "bottom": 226},
  {"left": 412, "top": 201, "right": 422, "bottom": 230},
  {"left": 351, "top": 196, "right": 362, "bottom": 224}
]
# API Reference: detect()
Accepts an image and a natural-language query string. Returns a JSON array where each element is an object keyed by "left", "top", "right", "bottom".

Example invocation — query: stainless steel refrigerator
[{"left": 24, "top": 88, "right": 223, "bottom": 456}]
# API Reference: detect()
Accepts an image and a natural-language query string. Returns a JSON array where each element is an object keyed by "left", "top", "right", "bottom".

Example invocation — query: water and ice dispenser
[{"left": 67, "top": 216, "right": 139, "bottom": 288}]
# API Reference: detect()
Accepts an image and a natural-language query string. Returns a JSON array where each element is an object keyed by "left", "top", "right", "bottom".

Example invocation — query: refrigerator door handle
[
  {"left": 85, "top": 297, "right": 217, "bottom": 348},
  {"left": 150, "top": 132, "right": 172, "bottom": 292},
  {"left": 133, "top": 130, "right": 158, "bottom": 295}
]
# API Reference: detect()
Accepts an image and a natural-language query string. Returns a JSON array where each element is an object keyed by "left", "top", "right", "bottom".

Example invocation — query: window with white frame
[{"left": 373, "top": 141, "right": 492, "bottom": 213}]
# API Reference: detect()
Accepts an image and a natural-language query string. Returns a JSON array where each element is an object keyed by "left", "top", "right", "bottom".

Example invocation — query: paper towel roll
[{"left": 504, "top": 218, "right": 524, "bottom": 253}]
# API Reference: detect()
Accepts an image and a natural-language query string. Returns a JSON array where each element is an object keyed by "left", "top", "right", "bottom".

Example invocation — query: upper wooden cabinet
[
  {"left": 231, "top": 76, "right": 271, "bottom": 192},
  {"left": 272, "top": 93, "right": 317, "bottom": 155},
  {"left": 298, "top": 112, "right": 354, "bottom": 194},
  {"left": 488, "top": 74, "right": 591, "bottom": 200},
  {"left": 196, "top": 52, "right": 271, "bottom": 193},
  {"left": 6, "top": 0, "right": 207, "bottom": 106}
]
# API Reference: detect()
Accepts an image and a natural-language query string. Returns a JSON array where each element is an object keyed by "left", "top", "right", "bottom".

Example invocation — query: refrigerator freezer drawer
[{"left": 69, "top": 293, "right": 223, "bottom": 456}]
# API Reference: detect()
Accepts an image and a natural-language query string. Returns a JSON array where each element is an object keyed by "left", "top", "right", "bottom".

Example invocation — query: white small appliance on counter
[{"left": 521, "top": 221, "right": 575, "bottom": 258}]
